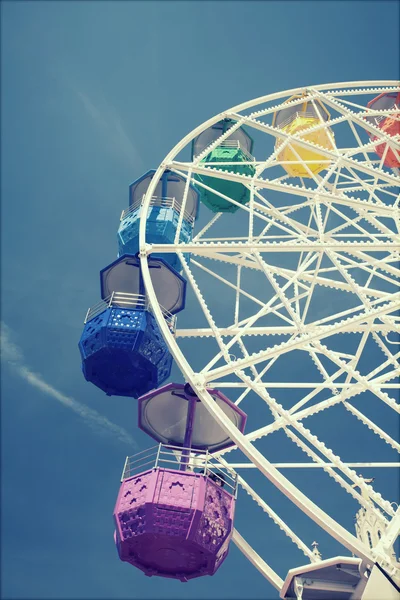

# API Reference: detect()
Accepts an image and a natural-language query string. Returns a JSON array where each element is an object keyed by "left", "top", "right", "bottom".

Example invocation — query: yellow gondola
[{"left": 272, "top": 94, "right": 335, "bottom": 178}]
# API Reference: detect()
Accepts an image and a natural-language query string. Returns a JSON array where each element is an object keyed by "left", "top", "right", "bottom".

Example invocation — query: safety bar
[
  {"left": 84, "top": 292, "right": 177, "bottom": 332},
  {"left": 275, "top": 110, "right": 328, "bottom": 130},
  {"left": 121, "top": 195, "right": 195, "bottom": 226},
  {"left": 215, "top": 140, "right": 255, "bottom": 162},
  {"left": 121, "top": 443, "right": 238, "bottom": 495}
]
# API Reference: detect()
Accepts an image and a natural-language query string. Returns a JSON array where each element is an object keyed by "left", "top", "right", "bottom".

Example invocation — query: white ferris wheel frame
[{"left": 137, "top": 81, "right": 400, "bottom": 591}]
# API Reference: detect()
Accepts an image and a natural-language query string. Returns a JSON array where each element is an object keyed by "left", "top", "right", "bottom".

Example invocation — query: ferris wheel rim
[
  {"left": 137, "top": 81, "right": 399, "bottom": 576},
  {"left": 159, "top": 80, "right": 400, "bottom": 170}
]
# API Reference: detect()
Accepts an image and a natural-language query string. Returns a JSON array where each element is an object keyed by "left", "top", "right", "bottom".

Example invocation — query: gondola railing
[
  {"left": 120, "top": 195, "right": 195, "bottom": 226},
  {"left": 121, "top": 443, "right": 238, "bottom": 496},
  {"left": 84, "top": 292, "right": 177, "bottom": 332}
]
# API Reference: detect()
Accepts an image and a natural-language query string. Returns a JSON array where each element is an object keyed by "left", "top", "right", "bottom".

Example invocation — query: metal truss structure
[{"left": 138, "top": 82, "right": 400, "bottom": 592}]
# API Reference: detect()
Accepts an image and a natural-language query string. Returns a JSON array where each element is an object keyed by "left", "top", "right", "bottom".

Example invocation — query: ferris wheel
[{"left": 79, "top": 81, "right": 400, "bottom": 599}]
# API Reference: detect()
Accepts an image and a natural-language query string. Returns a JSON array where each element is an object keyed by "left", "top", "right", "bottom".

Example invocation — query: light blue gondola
[{"left": 118, "top": 170, "right": 199, "bottom": 271}]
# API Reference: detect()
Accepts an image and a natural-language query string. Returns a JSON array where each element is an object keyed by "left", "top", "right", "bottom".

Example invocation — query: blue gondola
[{"left": 79, "top": 254, "right": 186, "bottom": 398}]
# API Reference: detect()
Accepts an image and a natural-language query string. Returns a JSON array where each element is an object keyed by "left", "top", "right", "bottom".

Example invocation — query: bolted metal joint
[{"left": 139, "top": 243, "right": 152, "bottom": 257}]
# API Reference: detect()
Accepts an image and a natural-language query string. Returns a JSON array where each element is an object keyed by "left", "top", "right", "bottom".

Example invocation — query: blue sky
[{"left": 1, "top": 1, "right": 399, "bottom": 599}]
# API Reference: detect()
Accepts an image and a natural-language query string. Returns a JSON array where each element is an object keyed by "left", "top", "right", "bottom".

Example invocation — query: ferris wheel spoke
[
  {"left": 293, "top": 204, "right": 318, "bottom": 288},
  {"left": 235, "top": 353, "right": 285, "bottom": 406},
  {"left": 299, "top": 254, "right": 324, "bottom": 325},
  {"left": 323, "top": 208, "right": 397, "bottom": 240},
  {"left": 190, "top": 258, "right": 266, "bottom": 310},
  {"left": 231, "top": 368, "right": 395, "bottom": 519},
  {"left": 227, "top": 110, "right": 399, "bottom": 183},
  {"left": 343, "top": 329, "right": 371, "bottom": 386},
  {"left": 173, "top": 163, "right": 323, "bottom": 241},
  {"left": 335, "top": 182, "right": 397, "bottom": 195},
  {"left": 291, "top": 265, "right": 392, "bottom": 299},
  {"left": 324, "top": 251, "right": 400, "bottom": 334},
  {"left": 228, "top": 438, "right": 389, "bottom": 559},
  {"left": 217, "top": 370, "right": 400, "bottom": 454},
  {"left": 252, "top": 251, "right": 313, "bottom": 323},
  {"left": 253, "top": 199, "right": 316, "bottom": 240},
  {"left": 298, "top": 396, "right": 400, "bottom": 453},
  {"left": 312, "top": 89, "right": 400, "bottom": 151},
  {"left": 170, "top": 158, "right": 399, "bottom": 217},
  {"left": 193, "top": 250, "right": 264, "bottom": 272},
  {"left": 176, "top": 289, "right": 398, "bottom": 341},
  {"left": 231, "top": 529, "right": 284, "bottom": 591},
  {"left": 306, "top": 345, "right": 343, "bottom": 397},
  {"left": 192, "top": 212, "right": 222, "bottom": 242},
  {"left": 343, "top": 401, "right": 400, "bottom": 452},
  {"left": 334, "top": 96, "right": 397, "bottom": 113},
  {"left": 350, "top": 345, "right": 400, "bottom": 385},
  {"left": 233, "top": 297, "right": 301, "bottom": 328},
  {"left": 152, "top": 240, "right": 400, "bottom": 254},
  {"left": 286, "top": 345, "right": 373, "bottom": 416},
  {"left": 310, "top": 340, "right": 400, "bottom": 413},
  {"left": 235, "top": 84, "right": 398, "bottom": 119},
  {"left": 228, "top": 469, "right": 317, "bottom": 562},
  {"left": 325, "top": 214, "right": 365, "bottom": 236},
  {"left": 372, "top": 332, "right": 400, "bottom": 369},
  {"left": 345, "top": 250, "right": 400, "bottom": 280},
  {"left": 223, "top": 461, "right": 400, "bottom": 469},
  {"left": 231, "top": 111, "right": 350, "bottom": 156},
  {"left": 252, "top": 190, "right": 319, "bottom": 239},
  {"left": 134, "top": 82, "right": 400, "bottom": 582},
  {"left": 212, "top": 381, "right": 398, "bottom": 388},
  {"left": 287, "top": 366, "right": 349, "bottom": 416},
  {"left": 199, "top": 253, "right": 319, "bottom": 374},
  {"left": 173, "top": 166, "right": 193, "bottom": 245},
  {"left": 189, "top": 256, "right": 310, "bottom": 326},
  {"left": 370, "top": 368, "right": 400, "bottom": 386},
  {"left": 332, "top": 252, "right": 400, "bottom": 290},
  {"left": 285, "top": 348, "right": 400, "bottom": 451},
  {"left": 327, "top": 194, "right": 396, "bottom": 235},
  {"left": 346, "top": 115, "right": 376, "bottom": 166},
  {"left": 242, "top": 349, "right": 388, "bottom": 445},
  {"left": 177, "top": 253, "right": 234, "bottom": 368},
  {"left": 279, "top": 420, "right": 395, "bottom": 520},
  {"left": 220, "top": 374, "right": 399, "bottom": 461},
  {"left": 362, "top": 213, "right": 400, "bottom": 238},
  {"left": 202, "top": 297, "right": 399, "bottom": 383},
  {"left": 203, "top": 386, "right": 377, "bottom": 560},
  {"left": 236, "top": 338, "right": 262, "bottom": 384},
  {"left": 172, "top": 165, "right": 253, "bottom": 214},
  {"left": 287, "top": 142, "right": 326, "bottom": 184},
  {"left": 374, "top": 505, "right": 400, "bottom": 560},
  {"left": 344, "top": 164, "right": 396, "bottom": 207},
  {"left": 176, "top": 168, "right": 315, "bottom": 241},
  {"left": 282, "top": 426, "right": 392, "bottom": 520},
  {"left": 323, "top": 200, "right": 398, "bottom": 241},
  {"left": 190, "top": 250, "right": 393, "bottom": 300},
  {"left": 323, "top": 250, "right": 389, "bottom": 317}
]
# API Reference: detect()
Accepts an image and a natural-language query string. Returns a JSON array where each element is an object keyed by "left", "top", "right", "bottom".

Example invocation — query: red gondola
[{"left": 364, "top": 92, "right": 400, "bottom": 168}]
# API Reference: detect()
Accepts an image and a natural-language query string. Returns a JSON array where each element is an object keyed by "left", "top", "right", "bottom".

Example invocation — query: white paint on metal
[{"left": 138, "top": 81, "right": 400, "bottom": 587}]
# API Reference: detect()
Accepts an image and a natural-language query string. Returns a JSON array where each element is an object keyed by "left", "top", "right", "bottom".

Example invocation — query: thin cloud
[
  {"left": 76, "top": 90, "right": 103, "bottom": 122},
  {"left": 1, "top": 322, "right": 136, "bottom": 447},
  {"left": 74, "top": 87, "right": 143, "bottom": 170}
]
